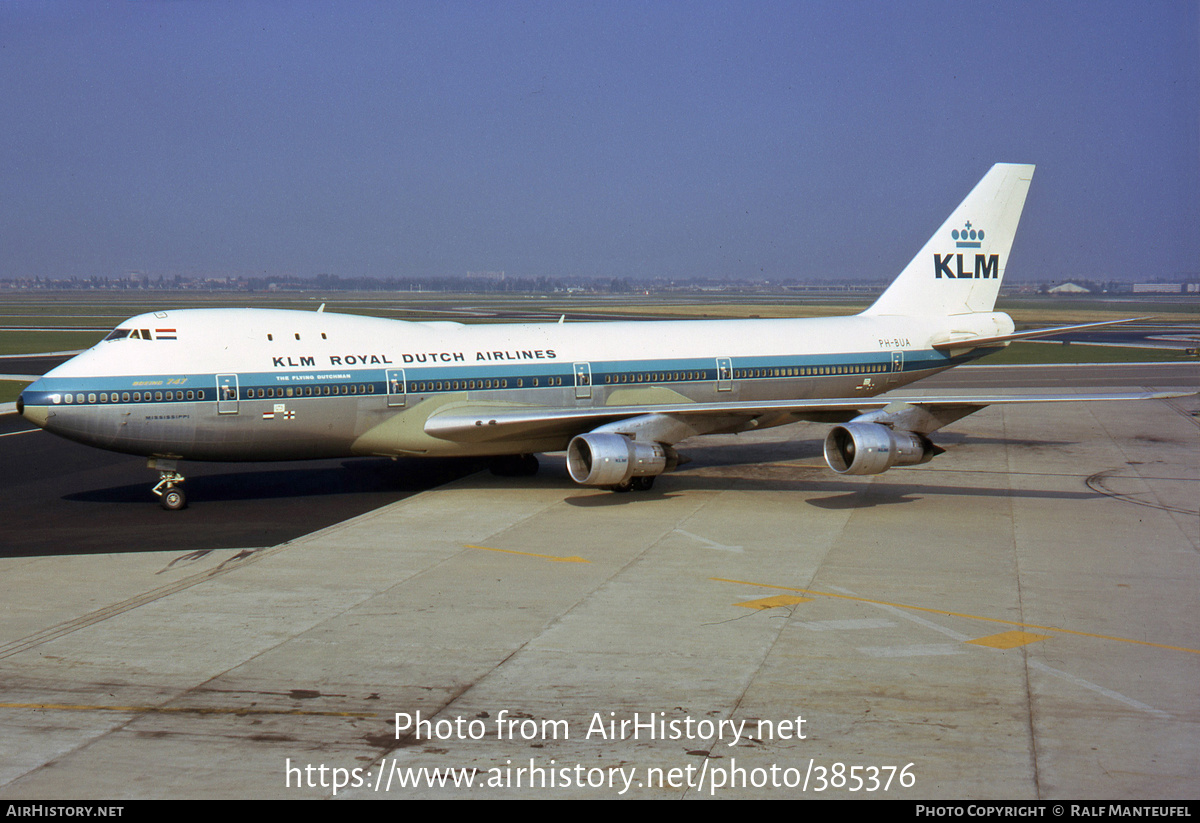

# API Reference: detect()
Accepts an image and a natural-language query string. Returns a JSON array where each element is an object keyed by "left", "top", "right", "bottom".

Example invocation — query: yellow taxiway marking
[
  {"left": 0, "top": 702, "right": 375, "bottom": 718},
  {"left": 465, "top": 545, "right": 590, "bottom": 563},
  {"left": 712, "top": 578, "right": 1200, "bottom": 656},
  {"left": 967, "top": 630, "right": 1051, "bottom": 649},
  {"left": 736, "top": 595, "right": 813, "bottom": 610}
]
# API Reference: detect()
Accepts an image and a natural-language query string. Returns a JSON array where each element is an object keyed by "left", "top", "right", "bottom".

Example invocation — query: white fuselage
[{"left": 19, "top": 307, "right": 1011, "bottom": 462}]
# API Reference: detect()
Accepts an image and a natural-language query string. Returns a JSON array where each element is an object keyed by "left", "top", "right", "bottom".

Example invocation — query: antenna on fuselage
[
  {"left": 558, "top": 314, "right": 565, "bottom": 324},
  {"left": 317, "top": 303, "right": 326, "bottom": 313}
]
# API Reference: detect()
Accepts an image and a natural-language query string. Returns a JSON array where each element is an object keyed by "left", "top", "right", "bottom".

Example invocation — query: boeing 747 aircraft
[{"left": 17, "top": 164, "right": 1180, "bottom": 508}]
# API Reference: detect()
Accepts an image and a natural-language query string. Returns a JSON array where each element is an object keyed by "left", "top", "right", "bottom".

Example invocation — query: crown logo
[{"left": 952, "top": 221, "right": 984, "bottom": 248}]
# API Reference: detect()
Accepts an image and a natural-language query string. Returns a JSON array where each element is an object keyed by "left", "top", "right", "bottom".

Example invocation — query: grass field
[
  {"left": 1, "top": 289, "right": 1198, "bottom": 325},
  {"left": 0, "top": 379, "right": 33, "bottom": 403},
  {"left": 973, "top": 342, "right": 1195, "bottom": 365},
  {"left": 0, "top": 330, "right": 105, "bottom": 356}
]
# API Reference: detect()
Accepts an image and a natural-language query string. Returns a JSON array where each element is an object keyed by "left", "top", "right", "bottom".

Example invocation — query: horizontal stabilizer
[{"left": 932, "top": 317, "right": 1152, "bottom": 351}]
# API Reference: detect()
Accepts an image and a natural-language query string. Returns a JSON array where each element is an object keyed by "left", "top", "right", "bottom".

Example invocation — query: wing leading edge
[{"left": 423, "top": 390, "right": 1189, "bottom": 444}]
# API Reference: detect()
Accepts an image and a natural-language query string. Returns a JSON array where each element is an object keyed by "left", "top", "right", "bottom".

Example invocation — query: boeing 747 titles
[{"left": 17, "top": 164, "right": 1184, "bottom": 508}]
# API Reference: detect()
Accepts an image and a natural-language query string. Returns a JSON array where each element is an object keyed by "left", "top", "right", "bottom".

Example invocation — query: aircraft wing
[
  {"left": 423, "top": 390, "right": 1189, "bottom": 444},
  {"left": 931, "top": 317, "right": 1150, "bottom": 351}
]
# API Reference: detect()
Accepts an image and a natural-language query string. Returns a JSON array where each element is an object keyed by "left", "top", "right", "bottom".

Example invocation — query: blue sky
[{"left": 1, "top": 1, "right": 1196, "bottom": 283}]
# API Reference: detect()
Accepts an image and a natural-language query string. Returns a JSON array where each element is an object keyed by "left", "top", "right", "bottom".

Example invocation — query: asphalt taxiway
[{"left": 0, "top": 363, "right": 1196, "bottom": 799}]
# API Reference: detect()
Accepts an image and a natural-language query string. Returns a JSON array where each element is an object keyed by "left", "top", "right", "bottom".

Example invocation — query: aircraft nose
[{"left": 17, "top": 380, "right": 50, "bottom": 429}]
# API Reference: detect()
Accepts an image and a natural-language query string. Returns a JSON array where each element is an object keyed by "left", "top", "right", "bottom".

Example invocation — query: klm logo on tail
[
  {"left": 863, "top": 163, "right": 1032, "bottom": 315},
  {"left": 934, "top": 221, "right": 998, "bottom": 279}
]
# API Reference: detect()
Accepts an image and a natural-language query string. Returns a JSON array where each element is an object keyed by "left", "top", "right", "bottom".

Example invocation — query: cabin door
[
  {"left": 716, "top": 357, "right": 733, "bottom": 392},
  {"left": 216, "top": 374, "right": 239, "bottom": 414},
  {"left": 386, "top": 369, "right": 407, "bottom": 407},
  {"left": 887, "top": 351, "right": 904, "bottom": 386},
  {"left": 574, "top": 362, "right": 592, "bottom": 400}
]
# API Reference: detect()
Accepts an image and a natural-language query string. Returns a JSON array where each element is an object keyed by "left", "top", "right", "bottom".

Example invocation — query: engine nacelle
[
  {"left": 823, "top": 423, "right": 935, "bottom": 475},
  {"left": 566, "top": 433, "right": 678, "bottom": 487}
]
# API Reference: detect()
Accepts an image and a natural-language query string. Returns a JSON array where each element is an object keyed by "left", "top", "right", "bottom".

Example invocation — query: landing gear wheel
[
  {"left": 160, "top": 487, "right": 187, "bottom": 511},
  {"left": 489, "top": 454, "right": 540, "bottom": 477},
  {"left": 631, "top": 475, "right": 656, "bottom": 491},
  {"left": 150, "top": 460, "right": 188, "bottom": 510}
]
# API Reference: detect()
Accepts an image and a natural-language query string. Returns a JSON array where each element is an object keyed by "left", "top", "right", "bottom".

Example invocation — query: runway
[{"left": 0, "top": 363, "right": 1196, "bottom": 798}]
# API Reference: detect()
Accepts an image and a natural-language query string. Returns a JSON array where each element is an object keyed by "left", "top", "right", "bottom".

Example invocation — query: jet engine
[
  {"left": 566, "top": 433, "right": 678, "bottom": 488},
  {"left": 823, "top": 423, "right": 936, "bottom": 475}
]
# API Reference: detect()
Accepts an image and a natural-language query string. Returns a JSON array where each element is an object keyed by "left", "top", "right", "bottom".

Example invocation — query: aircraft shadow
[
  {"left": 64, "top": 457, "right": 483, "bottom": 504},
  {"left": 561, "top": 473, "right": 1097, "bottom": 509}
]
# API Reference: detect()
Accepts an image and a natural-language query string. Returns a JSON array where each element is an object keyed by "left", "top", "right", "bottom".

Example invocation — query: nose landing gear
[{"left": 149, "top": 458, "right": 187, "bottom": 510}]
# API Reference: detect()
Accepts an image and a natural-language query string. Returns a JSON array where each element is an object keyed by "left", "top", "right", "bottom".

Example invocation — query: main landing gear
[
  {"left": 608, "top": 475, "right": 656, "bottom": 493},
  {"left": 149, "top": 457, "right": 187, "bottom": 510},
  {"left": 488, "top": 453, "right": 540, "bottom": 477}
]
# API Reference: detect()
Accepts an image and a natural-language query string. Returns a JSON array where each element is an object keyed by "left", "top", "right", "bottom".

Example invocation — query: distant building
[
  {"left": 1132, "top": 283, "right": 1184, "bottom": 294},
  {"left": 1048, "top": 282, "right": 1090, "bottom": 294}
]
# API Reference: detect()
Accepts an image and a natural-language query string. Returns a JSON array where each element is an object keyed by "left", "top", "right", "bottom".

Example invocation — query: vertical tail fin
[{"left": 863, "top": 163, "right": 1034, "bottom": 316}]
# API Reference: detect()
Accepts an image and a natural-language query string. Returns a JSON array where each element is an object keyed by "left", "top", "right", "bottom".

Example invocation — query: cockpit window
[{"left": 104, "top": 328, "right": 132, "bottom": 341}]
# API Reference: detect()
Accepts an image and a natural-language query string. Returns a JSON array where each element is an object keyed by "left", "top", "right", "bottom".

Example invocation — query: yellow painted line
[
  {"left": 967, "top": 630, "right": 1051, "bottom": 649},
  {"left": 0, "top": 702, "right": 376, "bottom": 718},
  {"left": 711, "top": 578, "right": 1200, "bottom": 656},
  {"left": 465, "top": 545, "right": 590, "bottom": 563},
  {"left": 736, "top": 595, "right": 813, "bottom": 610}
]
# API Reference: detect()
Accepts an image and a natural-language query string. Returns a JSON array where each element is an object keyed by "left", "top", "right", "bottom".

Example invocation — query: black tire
[
  {"left": 490, "top": 454, "right": 540, "bottom": 477},
  {"left": 631, "top": 475, "right": 656, "bottom": 491},
  {"left": 161, "top": 488, "right": 187, "bottom": 511}
]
